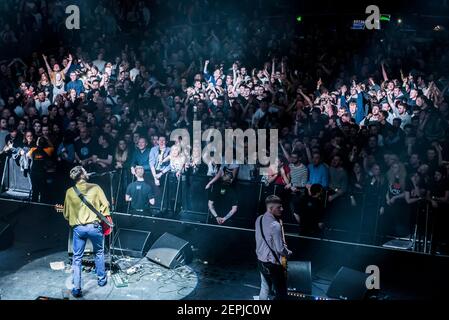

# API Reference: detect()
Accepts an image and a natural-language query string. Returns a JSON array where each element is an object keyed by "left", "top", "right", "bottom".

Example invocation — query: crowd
[{"left": 0, "top": 0, "right": 448, "bottom": 253}]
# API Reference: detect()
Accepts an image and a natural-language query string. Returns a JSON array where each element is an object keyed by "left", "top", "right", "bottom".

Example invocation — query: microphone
[
  {"left": 86, "top": 170, "right": 117, "bottom": 178},
  {"left": 86, "top": 172, "right": 99, "bottom": 178}
]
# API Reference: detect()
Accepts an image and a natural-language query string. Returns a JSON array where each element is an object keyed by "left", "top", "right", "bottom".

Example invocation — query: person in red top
[
  {"left": 262, "top": 157, "right": 292, "bottom": 212},
  {"left": 267, "top": 156, "right": 291, "bottom": 187}
]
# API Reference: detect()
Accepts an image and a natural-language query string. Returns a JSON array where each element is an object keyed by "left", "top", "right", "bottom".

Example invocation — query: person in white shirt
[
  {"left": 392, "top": 102, "right": 411, "bottom": 129},
  {"left": 252, "top": 100, "right": 278, "bottom": 127},
  {"left": 35, "top": 91, "right": 51, "bottom": 116},
  {"left": 130, "top": 61, "right": 141, "bottom": 82},
  {"left": 255, "top": 195, "right": 292, "bottom": 300},
  {"left": 92, "top": 53, "right": 106, "bottom": 73}
]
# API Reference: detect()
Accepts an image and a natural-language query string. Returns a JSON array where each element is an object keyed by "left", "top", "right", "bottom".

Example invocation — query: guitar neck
[{"left": 279, "top": 219, "right": 286, "bottom": 243}]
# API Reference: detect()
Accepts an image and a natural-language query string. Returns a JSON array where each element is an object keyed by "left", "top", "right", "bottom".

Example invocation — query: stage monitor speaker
[
  {"left": 326, "top": 267, "right": 369, "bottom": 300},
  {"left": 287, "top": 261, "right": 312, "bottom": 295},
  {"left": 0, "top": 221, "right": 14, "bottom": 251},
  {"left": 111, "top": 228, "right": 152, "bottom": 258},
  {"left": 67, "top": 229, "right": 94, "bottom": 255},
  {"left": 0, "top": 156, "right": 32, "bottom": 200},
  {"left": 146, "top": 232, "right": 192, "bottom": 269}
]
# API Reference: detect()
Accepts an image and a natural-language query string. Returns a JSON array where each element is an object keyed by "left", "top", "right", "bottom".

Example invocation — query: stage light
[
  {"left": 296, "top": 16, "right": 302, "bottom": 22},
  {"left": 397, "top": 18, "right": 403, "bottom": 24},
  {"left": 380, "top": 14, "right": 391, "bottom": 22}
]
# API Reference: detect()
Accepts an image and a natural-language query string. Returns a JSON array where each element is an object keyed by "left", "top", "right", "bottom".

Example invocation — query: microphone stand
[
  {"left": 104, "top": 170, "right": 116, "bottom": 271},
  {"left": 108, "top": 171, "right": 115, "bottom": 213},
  {"left": 127, "top": 172, "right": 136, "bottom": 216}
]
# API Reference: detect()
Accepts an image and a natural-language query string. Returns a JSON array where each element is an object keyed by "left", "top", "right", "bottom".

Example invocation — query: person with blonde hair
[
  {"left": 160, "top": 143, "right": 187, "bottom": 214},
  {"left": 382, "top": 161, "right": 408, "bottom": 238}
]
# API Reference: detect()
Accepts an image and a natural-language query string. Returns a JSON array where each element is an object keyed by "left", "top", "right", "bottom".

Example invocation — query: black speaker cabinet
[
  {"left": 0, "top": 221, "right": 14, "bottom": 251},
  {"left": 146, "top": 232, "right": 192, "bottom": 269},
  {"left": 287, "top": 261, "right": 312, "bottom": 295},
  {"left": 111, "top": 228, "right": 152, "bottom": 258},
  {"left": 326, "top": 267, "right": 369, "bottom": 300}
]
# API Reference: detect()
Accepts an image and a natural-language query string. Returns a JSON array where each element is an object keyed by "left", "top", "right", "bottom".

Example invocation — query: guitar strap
[
  {"left": 72, "top": 185, "right": 114, "bottom": 227},
  {"left": 259, "top": 215, "right": 282, "bottom": 265}
]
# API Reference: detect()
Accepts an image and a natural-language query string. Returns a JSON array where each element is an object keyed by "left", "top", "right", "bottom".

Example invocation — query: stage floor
[
  {"left": 0, "top": 201, "right": 331, "bottom": 300},
  {"left": 0, "top": 250, "right": 332, "bottom": 300}
]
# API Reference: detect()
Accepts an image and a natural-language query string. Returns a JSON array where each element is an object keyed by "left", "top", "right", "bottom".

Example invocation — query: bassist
[{"left": 255, "top": 195, "right": 292, "bottom": 300}]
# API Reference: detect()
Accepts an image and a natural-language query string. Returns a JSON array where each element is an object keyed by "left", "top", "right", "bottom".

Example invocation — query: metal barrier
[{"left": 0, "top": 168, "right": 442, "bottom": 252}]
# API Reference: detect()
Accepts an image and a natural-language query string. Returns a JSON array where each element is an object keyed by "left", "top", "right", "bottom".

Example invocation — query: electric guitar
[
  {"left": 280, "top": 219, "right": 288, "bottom": 275},
  {"left": 55, "top": 204, "right": 113, "bottom": 236}
]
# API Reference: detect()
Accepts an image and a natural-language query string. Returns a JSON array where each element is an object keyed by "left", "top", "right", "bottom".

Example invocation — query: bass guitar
[{"left": 280, "top": 219, "right": 288, "bottom": 275}]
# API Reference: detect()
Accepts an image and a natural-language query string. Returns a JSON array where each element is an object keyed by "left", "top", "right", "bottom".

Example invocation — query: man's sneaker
[
  {"left": 71, "top": 288, "right": 82, "bottom": 298},
  {"left": 98, "top": 279, "right": 107, "bottom": 287}
]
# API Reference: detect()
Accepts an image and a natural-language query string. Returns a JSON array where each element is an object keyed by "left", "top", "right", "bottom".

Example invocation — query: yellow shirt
[{"left": 63, "top": 180, "right": 110, "bottom": 227}]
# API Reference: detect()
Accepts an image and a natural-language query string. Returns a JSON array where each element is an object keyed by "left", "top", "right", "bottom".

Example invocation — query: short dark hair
[{"left": 265, "top": 195, "right": 282, "bottom": 206}]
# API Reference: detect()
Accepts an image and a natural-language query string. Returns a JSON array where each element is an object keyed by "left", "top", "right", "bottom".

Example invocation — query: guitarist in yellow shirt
[{"left": 62, "top": 166, "right": 111, "bottom": 298}]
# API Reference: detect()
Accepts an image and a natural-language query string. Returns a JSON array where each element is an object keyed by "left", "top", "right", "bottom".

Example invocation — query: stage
[{"left": 0, "top": 199, "right": 448, "bottom": 300}]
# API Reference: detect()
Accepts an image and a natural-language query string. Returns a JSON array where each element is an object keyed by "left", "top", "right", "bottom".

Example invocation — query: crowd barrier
[{"left": 0, "top": 160, "right": 438, "bottom": 253}]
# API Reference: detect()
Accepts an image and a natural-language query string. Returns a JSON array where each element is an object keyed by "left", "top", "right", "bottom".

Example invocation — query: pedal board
[{"left": 112, "top": 273, "right": 128, "bottom": 288}]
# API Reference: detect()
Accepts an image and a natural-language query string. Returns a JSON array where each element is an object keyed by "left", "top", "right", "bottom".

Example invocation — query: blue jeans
[{"left": 72, "top": 223, "right": 107, "bottom": 290}]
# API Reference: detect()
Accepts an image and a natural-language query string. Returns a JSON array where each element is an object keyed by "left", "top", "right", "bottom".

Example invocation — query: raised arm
[
  {"left": 203, "top": 59, "right": 210, "bottom": 75},
  {"left": 232, "top": 62, "right": 238, "bottom": 85},
  {"left": 279, "top": 142, "right": 291, "bottom": 162},
  {"left": 62, "top": 54, "right": 73, "bottom": 74},
  {"left": 205, "top": 169, "right": 224, "bottom": 189},
  {"left": 355, "top": 86, "right": 365, "bottom": 124},
  {"left": 381, "top": 62, "right": 388, "bottom": 82},
  {"left": 298, "top": 89, "right": 313, "bottom": 107},
  {"left": 42, "top": 54, "right": 52, "bottom": 75}
]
